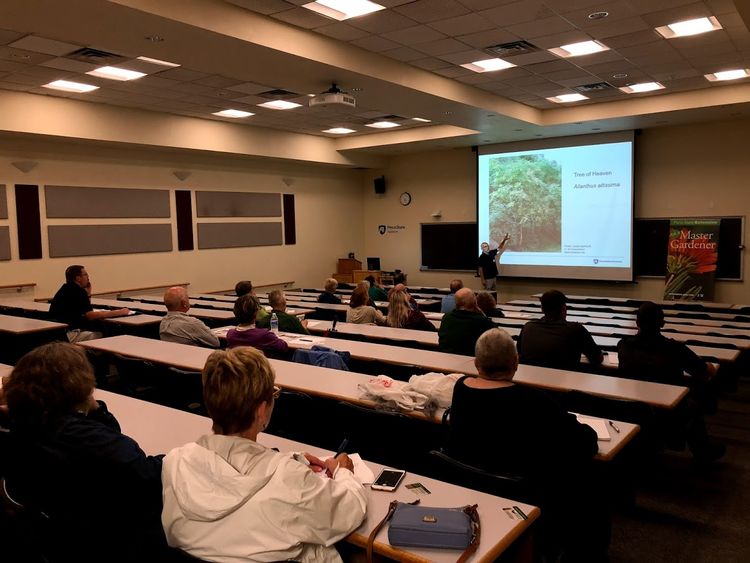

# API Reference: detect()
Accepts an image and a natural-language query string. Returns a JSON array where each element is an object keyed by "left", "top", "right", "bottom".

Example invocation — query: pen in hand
[{"left": 334, "top": 438, "right": 349, "bottom": 459}]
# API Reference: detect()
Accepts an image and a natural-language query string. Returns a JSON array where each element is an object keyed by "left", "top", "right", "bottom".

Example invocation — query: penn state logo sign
[{"left": 378, "top": 225, "right": 386, "bottom": 235}]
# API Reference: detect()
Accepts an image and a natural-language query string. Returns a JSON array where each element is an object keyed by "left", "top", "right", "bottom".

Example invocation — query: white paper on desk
[
  {"left": 504, "top": 311, "right": 532, "bottom": 319},
  {"left": 287, "top": 335, "right": 326, "bottom": 348},
  {"left": 606, "top": 351, "right": 619, "bottom": 366},
  {"left": 575, "top": 415, "right": 611, "bottom": 441}
]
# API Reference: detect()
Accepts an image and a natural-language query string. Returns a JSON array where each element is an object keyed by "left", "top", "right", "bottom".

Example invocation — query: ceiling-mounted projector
[{"left": 309, "top": 83, "right": 356, "bottom": 108}]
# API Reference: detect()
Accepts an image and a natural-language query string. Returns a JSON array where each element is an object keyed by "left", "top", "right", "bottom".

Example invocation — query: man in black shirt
[
  {"left": 477, "top": 234, "right": 509, "bottom": 291},
  {"left": 618, "top": 302, "right": 723, "bottom": 462},
  {"left": 49, "top": 265, "right": 130, "bottom": 342},
  {"left": 517, "top": 289, "right": 603, "bottom": 370}
]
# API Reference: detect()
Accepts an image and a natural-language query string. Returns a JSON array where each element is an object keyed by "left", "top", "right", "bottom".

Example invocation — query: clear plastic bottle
[{"left": 270, "top": 312, "right": 279, "bottom": 334}]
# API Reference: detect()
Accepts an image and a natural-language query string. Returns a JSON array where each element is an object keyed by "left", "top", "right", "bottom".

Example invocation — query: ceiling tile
[
  {"left": 0, "top": 59, "right": 26, "bottom": 73},
  {"left": 455, "top": 72, "right": 496, "bottom": 84},
  {"left": 557, "top": 2, "right": 640, "bottom": 27},
  {"left": 525, "top": 59, "right": 575, "bottom": 73},
  {"left": 505, "top": 16, "right": 576, "bottom": 39},
  {"left": 588, "top": 16, "right": 651, "bottom": 39},
  {"left": 544, "top": 69, "right": 598, "bottom": 82},
  {"left": 414, "top": 38, "right": 474, "bottom": 56},
  {"left": 601, "top": 29, "right": 663, "bottom": 49},
  {"left": 155, "top": 67, "right": 211, "bottom": 82},
  {"left": 226, "top": 81, "right": 273, "bottom": 95},
  {"left": 436, "top": 48, "right": 495, "bottom": 65},
  {"left": 531, "top": 30, "right": 592, "bottom": 49},
  {"left": 0, "top": 46, "right": 55, "bottom": 65},
  {"left": 0, "top": 29, "right": 25, "bottom": 46},
  {"left": 40, "top": 57, "right": 98, "bottom": 73},
  {"left": 639, "top": 2, "right": 713, "bottom": 27},
  {"left": 315, "top": 23, "right": 372, "bottom": 41},
  {"left": 349, "top": 35, "right": 403, "bottom": 52},
  {"left": 347, "top": 11, "right": 419, "bottom": 33},
  {"left": 433, "top": 66, "right": 473, "bottom": 77},
  {"left": 394, "top": 0, "right": 471, "bottom": 23},
  {"left": 456, "top": 0, "right": 520, "bottom": 9},
  {"left": 427, "top": 13, "right": 497, "bottom": 35},
  {"left": 409, "top": 57, "right": 452, "bottom": 70},
  {"left": 9, "top": 35, "right": 80, "bottom": 56},
  {"left": 479, "top": 1, "right": 552, "bottom": 27},
  {"left": 454, "top": 29, "right": 522, "bottom": 49},
  {"left": 382, "top": 46, "right": 428, "bottom": 62},
  {"left": 503, "top": 50, "right": 558, "bottom": 65},
  {"left": 381, "top": 25, "right": 447, "bottom": 46},
  {"left": 192, "top": 75, "right": 245, "bottom": 88},
  {"left": 624, "top": 0, "right": 698, "bottom": 15},
  {"left": 271, "top": 6, "right": 333, "bottom": 28},
  {"left": 226, "top": 0, "right": 294, "bottom": 15}
]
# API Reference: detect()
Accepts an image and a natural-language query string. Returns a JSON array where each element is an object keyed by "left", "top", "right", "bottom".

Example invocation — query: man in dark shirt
[
  {"left": 517, "top": 289, "right": 603, "bottom": 370},
  {"left": 438, "top": 288, "right": 495, "bottom": 356},
  {"left": 618, "top": 302, "right": 723, "bottom": 462},
  {"left": 317, "top": 278, "right": 342, "bottom": 304},
  {"left": 477, "top": 234, "right": 509, "bottom": 291},
  {"left": 256, "top": 290, "right": 310, "bottom": 335},
  {"left": 49, "top": 265, "right": 130, "bottom": 342}
]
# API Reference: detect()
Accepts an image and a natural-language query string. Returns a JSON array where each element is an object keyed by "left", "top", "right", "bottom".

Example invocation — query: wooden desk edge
[{"left": 596, "top": 424, "right": 640, "bottom": 461}]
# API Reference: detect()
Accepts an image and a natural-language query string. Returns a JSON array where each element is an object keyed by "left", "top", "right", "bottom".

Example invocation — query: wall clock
[{"left": 399, "top": 192, "right": 412, "bottom": 206}]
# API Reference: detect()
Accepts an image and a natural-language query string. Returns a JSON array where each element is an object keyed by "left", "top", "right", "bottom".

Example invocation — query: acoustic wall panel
[
  {"left": 0, "top": 227, "right": 10, "bottom": 260},
  {"left": 283, "top": 193, "right": 296, "bottom": 245},
  {"left": 48, "top": 224, "right": 172, "bottom": 257},
  {"left": 175, "top": 190, "right": 194, "bottom": 251},
  {"left": 45, "top": 186, "right": 170, "bottom": 218},
  {"left": 198, "top": 222, "right": 282, "bottom": 249},
  {"left": 196, "top": 191, "right": 281, "bottom": 217},
  {"left": 0, "top": 184, "right": 7, "bottom": 219},
  {"left": 15, "top": 184, "right": 42, "bottom": 260}
]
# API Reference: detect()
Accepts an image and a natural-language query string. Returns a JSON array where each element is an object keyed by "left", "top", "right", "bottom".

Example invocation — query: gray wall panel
[
  {"left": 196, "top": 191, "right": 280, "bottom": 217},
  {"left": 48, "top": 224, "right": 172, "bottom": 257},
  {"left": 198, "top": 222, "right": 282, "bottom": 249},
  {"left": 0, "top": 185, "right": 7, "bottom": 219},
  {"left": 45, "top": 186, "right": 170, "bottom": 218},
  {"left": 0, "top": 226, "right": 9, "bottom": 260}
]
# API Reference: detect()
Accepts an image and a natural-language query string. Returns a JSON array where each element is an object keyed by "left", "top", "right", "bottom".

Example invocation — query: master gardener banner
[{"left": 664, "top": 219, "right": 720, "bottom": 301}]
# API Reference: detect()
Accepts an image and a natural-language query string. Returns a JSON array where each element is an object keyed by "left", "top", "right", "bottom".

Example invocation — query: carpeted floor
[{"left": 609, "top": 379, "right": 750, "bottom": 562}]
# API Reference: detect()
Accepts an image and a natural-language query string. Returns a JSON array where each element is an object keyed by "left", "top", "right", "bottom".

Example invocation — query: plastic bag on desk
[{"left": 357, "top": 375, "right": 429, "bottom": 412}]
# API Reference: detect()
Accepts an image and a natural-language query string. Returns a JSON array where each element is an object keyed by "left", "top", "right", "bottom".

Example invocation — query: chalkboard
[
  {"left": 634, "top": 217, "right": 744, "bottom": 280},
  {"left": 421, "top": 222, "right": 478, "bottom": 271}
]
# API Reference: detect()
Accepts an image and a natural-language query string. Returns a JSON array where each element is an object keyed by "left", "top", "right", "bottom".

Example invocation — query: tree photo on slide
[{"left": 488, "top": 155, "right": 562, "bottom": 252}]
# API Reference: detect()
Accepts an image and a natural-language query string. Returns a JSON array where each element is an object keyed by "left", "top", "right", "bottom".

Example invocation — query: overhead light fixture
[
  {"left": 136, "top": 56, "right": 180, "bottom": 68},
  {"left": 412, "top": 117, "right": 431, "bottom": 122},
  {"left": 323, "top": 127, "right": 356, "bottom": 134},
  {"left": 257, "top": 100, "right": 302, "bottom": 110},
  {"left": 619, "top": 82, "right": 665, "bottom": 93},
  {"left": 655, "top": 16, "right": 722, "bottom": 38},
  {"left": 86, "top": 66, "right": 146, "bottom": 81},
  {"left": 302, "top": 0, "right": 385, "bottom": 21},
  {"left": 549, "top": 40, "right": 608, "bottom": 58},
  {"left": 212, "top": 109, "right": 254, "bottom": 118},
  {"left": 366, "top": 121, "right": 400, "bottom": 129},
  {"left": 43, "top": 79, "right": 99, "bottom": 93},
  {"left": 546, "top": 93, "right": 588, "bottom": 103},
  {"left": 705, "top": 68, "right": 750, "bottom": 81},
  {"left": 460, "top": 57, "right": 515, "bottom": 73}
]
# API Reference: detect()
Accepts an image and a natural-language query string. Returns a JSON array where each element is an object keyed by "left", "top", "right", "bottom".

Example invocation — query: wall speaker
[{"left": 374, "top": 176, "right": 386, "bottom": 194}]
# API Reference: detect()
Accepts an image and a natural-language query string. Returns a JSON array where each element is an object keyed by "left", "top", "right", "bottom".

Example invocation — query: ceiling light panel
[
  {"left": 655, "top": 17, "right": 722, "bottom": 39},
  {"left": 42, "top": 79, "right": 99, "bottom": 93},
  {"left": 136, "top": 56, "right": 180, "bottom": 67},
  {"left": 705, "top": 69, "right": 750, "bottom": 81},
  {"left": 460, "top": 58, "right": 516, "bottom": 73},
  {"left": 323, "top": 127, "right": 356, "bottom": 134},
  {"left": 86, "top": 66, "right": 146, "bottom": 81},
  {"left": 257, "top": 100, "right": 302, "bottom": 110},
  {"left": 546, "top": 93, "right": 588, "bottom": 103},
  {"left": 213, "top": 109, "right": 254, "bottom": 118},
  {"left": 366, "top": 121, "right": 400, "bottom": 128},
  {"left": 549, "top": 40, "right": 608, "bottom": 58},
  {"left": 302, "top": 0, "right": 385, "bottom": 21},
  {"left": 412, "top": 117, "right": 431, "bottom": 122},
  {"left": 619, "top": 82, "right": 665, "bottom": 93}
]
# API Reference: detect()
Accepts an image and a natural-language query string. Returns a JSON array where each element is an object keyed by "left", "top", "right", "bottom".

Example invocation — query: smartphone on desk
[{"left": 371, "top": 468, "right": 406, "bottom": 491}]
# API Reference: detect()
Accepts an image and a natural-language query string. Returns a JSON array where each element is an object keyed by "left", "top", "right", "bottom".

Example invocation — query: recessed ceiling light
[
  {"left": 43, "top": 79, "right": 99, "bottom": 93},
  {"left": 302, "top": 0, "right": 385, "bottom": 21},
  {"left": 612, "top": 73, "right": 629, "bottom": 79},
  {"left": 323, "top": 127, "right": 356, "bottom": 134},
  {"left": 10, "top": 53, "right": 30, "bottom": 60},
  {"left": 257, "top": 100, "right": 302, "bottom": 110},
  {"left": 705, "top": 68, "right": 750, "bottom": 81},
  {"left": 145, "top": 35, "right": 164, "bottom": 42},
  {"left": 588, "top": 11, "right": 609, "bottom": 20},
  {"left": 412, "top": 117, "right": 431, "bottom": 122},
  {"left": 86, "top": 66, "right": 146, "bottom": 81},
  {"left": 655, "top": 16, "right": 722, "bottom": 38},
  {"left": 136, "top": 56, "right": 180, "bottom": 68},
  {"left": 619, "top": 81, "right": 665, "bottom": 93},
  {"left": 365, "top": 121, "right": 400, "bottom": 129},
  {"left": 460, "top": 57, "right": 515, "bottom": 73},
  {"left": 547, "top": 93, "right": 588, "bottom": 103},
  {"left": 212, "top": 109, "right": 254, "bottom": 118},
  {"left": 550, "top": 40, "right": 608, "bottom": 58}
]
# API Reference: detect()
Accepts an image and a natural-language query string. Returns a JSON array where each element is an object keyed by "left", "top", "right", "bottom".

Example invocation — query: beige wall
[
  {"left": 364, "top": 117, "right": 750, "bottom": 303},
  {"left": 0, "top": 137, "right": 365, "bottom": 298}
]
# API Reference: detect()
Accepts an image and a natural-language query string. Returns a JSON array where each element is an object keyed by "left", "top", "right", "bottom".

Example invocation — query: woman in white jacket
[{"left": 161, "top": 347, "right": 367, "bottom": 562}]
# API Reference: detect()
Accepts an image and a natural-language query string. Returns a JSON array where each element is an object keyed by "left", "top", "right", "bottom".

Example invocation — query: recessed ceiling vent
[
  {"left": 574, "top": 82, "right": 615, "bottom": 92},
  {"left": 258, "top": 88, "right": 299, "bottom": 99},
  {"left": 484, "top": 40, "right": 539, "bottom": 58},
  {"left": 65, "top": 47, "right": 126, "bottom": 64}
]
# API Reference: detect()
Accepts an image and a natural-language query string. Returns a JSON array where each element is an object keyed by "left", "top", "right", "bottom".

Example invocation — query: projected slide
[{"left": 477, "top": 133, "right": 634, "bottom": 281}]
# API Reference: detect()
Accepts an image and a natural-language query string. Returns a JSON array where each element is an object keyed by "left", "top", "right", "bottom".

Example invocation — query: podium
[{"left": 333, "top": 258, "right": 361, "bottom": 284}]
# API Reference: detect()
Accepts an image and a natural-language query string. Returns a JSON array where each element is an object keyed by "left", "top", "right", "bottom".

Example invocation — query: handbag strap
[{"left": 365, "top": 501, "right": 480, "bottom": 563}]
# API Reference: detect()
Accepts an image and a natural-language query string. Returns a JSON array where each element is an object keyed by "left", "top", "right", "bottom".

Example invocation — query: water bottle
[{"left": 270, "top": 312, "right": 279, "bottom": 334}]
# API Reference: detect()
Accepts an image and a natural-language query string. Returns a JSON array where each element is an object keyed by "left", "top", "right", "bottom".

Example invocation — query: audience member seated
[
  {"left": 161, "top": 347, "right": 367, "bottom": 562},
  {"left": 159, "top": 286, "right": 220, "bottom": 348},
  {"left": 346, "top": 285, "right": 386, "bottom": 325},
  {"left": 440, "top": 279, "right": 463, "bottom": 313},
  {"left": 446, "top": 329, "right": 609, "bottom": 561},
  {"left": 618, "top": 302, "right": 724, "bottom": 462},
  {"left": 365, "top": 275, "right": 388, "bottom": 302},
  {"left": 227, "top": 294, "right": 290, "bottom": 359},
  {"left": 318, "top": 278, "right": 342, "bottom": 304},
  {"left": 438, "top": 288, "right": 495, "bottom": 356},
  {"left": 234, "top": 279, "right": 269, "bottom": 322},
  {"left": 49, "top": 264, "right": 130, "bottom": 342},
  {"left": 257, "top": 290, "right": 310, "bottom": 335},
  {"left": 476, "top": 291, "right": 503, "bottom": 317},
  {"left": 517, "top": 289, "right": 603, "bottom": 370},
  {"left": 1, "top": 343, "right": 167, "bottom": 563},
  {"left": 386, "top": 289, "right": 436, "bottom": 332}
]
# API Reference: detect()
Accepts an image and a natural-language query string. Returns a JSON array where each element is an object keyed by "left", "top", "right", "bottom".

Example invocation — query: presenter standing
[{"left": 478, "top": 234, "right": 510, "bottom": 291}]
